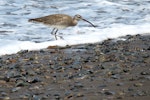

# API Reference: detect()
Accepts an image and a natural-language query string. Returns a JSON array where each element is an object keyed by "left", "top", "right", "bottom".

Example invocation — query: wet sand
[{"left": 0, "top": 34, "right": 150, "bottom": 100}]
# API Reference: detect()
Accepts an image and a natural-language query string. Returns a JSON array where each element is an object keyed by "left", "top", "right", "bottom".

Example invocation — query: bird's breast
[{"left": 49, "top": 25, "right": 69, "bottom": 29}]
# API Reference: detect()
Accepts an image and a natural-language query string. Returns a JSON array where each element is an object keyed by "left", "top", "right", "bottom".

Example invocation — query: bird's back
[{"left": 29, "top": 14, "right": 75, "bottom": 28}]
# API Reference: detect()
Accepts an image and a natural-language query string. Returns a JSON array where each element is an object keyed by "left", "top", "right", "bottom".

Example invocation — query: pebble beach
[{"left": 0, "top": 34, "right": 150, "bottom": 100}]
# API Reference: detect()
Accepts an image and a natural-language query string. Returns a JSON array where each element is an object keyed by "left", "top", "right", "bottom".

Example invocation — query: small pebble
[
  {"left": 111, "top": 74, "right": 120, "bottom": 79},
  {"left": 15, "top": 80, "right": 29, "bottom": 87},
  {"left": 19, "top": 95, "right": 29, "bottom": 99},
  {"left": 0, "top": 97, "right": 10, "bottom": 100},
  {"left": 1, "top": 92, "right": 8, "bottom": 96},
  {"left": 54, "top": 94, "right": 61, "bottom": 99},
  {"left": 29, "top": 86, "right": 40, "bottom": 90},
  {"left": 117, "top": 83, "right": 124, "bottom": 86},
  {"left": 33, "top": 95, "right": 41, "bottom": 100},
  {"left": 104, "top": 91, "right": 116, "bottom": 95},
  {"left": 27, "top": 77, "right": 41, "bottom": 83},
  {"left": 74, "top": 82, "right": 84, "bottom": 88},
  {"left": 0, "top": 80, "right": 6, "bottom": 84},
  {"left": 134, "top": 83, "right": 143, "bottom": 87},
  {"left": 76, "top": 93, "right": 84, "bottom": 97},
  {"left": 136, "top": 90, "right": 147, "bottom": 96},
  {"left": 141, "top": 71, "right": 149, "bottom": 75},
  {"left": 11, "top": 87, "right": 21, "bottom": 92}
]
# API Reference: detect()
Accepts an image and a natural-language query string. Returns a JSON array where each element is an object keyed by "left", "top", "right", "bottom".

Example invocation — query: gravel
[{"left": 0, "top": 34, "right": 150, "bottom": 100}]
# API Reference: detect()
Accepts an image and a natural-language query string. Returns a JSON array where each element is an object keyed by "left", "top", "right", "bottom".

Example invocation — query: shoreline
[{"left": 0, "top": 34, "right": 150, "bottom": 100}]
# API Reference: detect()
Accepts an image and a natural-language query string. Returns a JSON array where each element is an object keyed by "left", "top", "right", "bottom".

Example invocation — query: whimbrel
[{"left": 29, "top": 14, "right": 95, "bottom": 40}]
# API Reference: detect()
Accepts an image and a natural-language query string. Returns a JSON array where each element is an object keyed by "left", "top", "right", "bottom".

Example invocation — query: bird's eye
[
  {"left": 75, "top": 14, "right": 81, "bottom": 18},
  {"left": 77, "top": 15, "right": 81, "bottom": 18}
]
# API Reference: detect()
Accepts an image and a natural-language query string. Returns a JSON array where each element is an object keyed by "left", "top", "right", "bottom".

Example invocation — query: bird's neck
[{"left": 71, "top": 19, "right": 78, "bottom": 26}]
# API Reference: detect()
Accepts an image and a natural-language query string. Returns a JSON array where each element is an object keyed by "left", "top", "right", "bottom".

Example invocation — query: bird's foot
[{"left": 53, "top": 34, "right": 64, "bottom": 40}]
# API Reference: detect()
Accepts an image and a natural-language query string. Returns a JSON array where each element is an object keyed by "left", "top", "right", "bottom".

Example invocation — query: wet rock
[
  {"left": 6, "top": 70, "right": 22, "bottom": 79},
  {"left": 26, "top": 69, "right": 36, "bottom": 76},
  {"left": 116, "top": 83, "right": 124, "bottom": 86},
  {"left": 131, "top": 90, "right": 147, "bottom": 97},
  {"left": 128, "top": 87, "right": 134, "bottom": 92},
  {"left": 72, "top": 65, "right": 82, "bottom": 70},
  {"left": 76, "top": 93, "right": 84, "bottom": 97},
  {"left": 134, "top": 83, "right": 143, "bottom": 87},
  {"left": 0, "top": 97, "right": 10, "bottom": 100},
  {"left": 41, "top": 95, "right": 49, "bottom": 99},
  {"left": 141, "top": 71, "right": 150, "bottom": 75},
  {"left": 99, "top": 84, "right": 107, "bottom": 88},
  {"left": 136, "top": 90, "right": 147, "bottom": 96},
  {"left": 64, "top": 94, "right": 73, "bottom": 99},
  {"left": 33, "top": 95, "right": 41, "bottom": 100},
  {"left": 0, "top": 80, "right": 6, "bottom": 84},
  {"left": 104, "top": 91, "right": 116, "bottom": 95},
  {"left": 69, "top": 82, "right": 84, "bottom": 91},
  {"left": 111, "top": 74, "right": 120, "bottom": 79},
  {"left": 27, "top": 77, "right": 41, "bottom": 83},
  {"left": 145, "top": 76, "right": 150, "bottom": 80},
  {"left": 123, "top": 68, "right": 131, "bottom": 73},
  {"left": 64, "top": 91, "right": 72, "bottom": 97},
  {"left": 54, "top": 94, "right": 61, "bottom": 99},
  {"left": 1, "top": 92, "right": 8, "bottom": 96},
  {"left": 18, "top": 50, "right": 29, "bottom": 54},
  {"left": 15, "top": 79, "right": 29, "bottom": 87},
  {"left": 116, "top": 91, "right": 125, "bottom": 99},
  {"left": 19, "top": 95, "right": 30, "bottom": 99},
  {"left": 11, "top": 87, "right": 21, "bottom": 92},
  {"left": 74, "top": 82, "right": 84, "bottom": 88},
  {"left": 29, "top": 86, "right": 41, "bottom": 90}
]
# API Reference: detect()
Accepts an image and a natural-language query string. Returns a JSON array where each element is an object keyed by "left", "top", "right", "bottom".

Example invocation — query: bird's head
[
  {"left": 74, "top": 14, "right": 82, "bottom": 21},
  {"left": 74, "top": 14, "right": 96, "bottom": 28}
]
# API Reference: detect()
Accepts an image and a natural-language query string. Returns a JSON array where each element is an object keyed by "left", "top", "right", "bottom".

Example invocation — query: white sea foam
[{"left": 0, "top": 0, "right": 150, "bottom": 56}]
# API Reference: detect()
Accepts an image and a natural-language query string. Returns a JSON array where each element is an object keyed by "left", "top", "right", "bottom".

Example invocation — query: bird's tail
[
  {"left": 28, "top": 18, "right": 36, "bottom": 22},
  {"left": 28, "top": 18, "right": 43, "bottom": 23}
]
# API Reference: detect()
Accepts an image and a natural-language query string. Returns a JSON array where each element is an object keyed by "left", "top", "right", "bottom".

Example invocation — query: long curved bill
[{"left": 82, "top": 18, "right": 96, "bottom": 28}]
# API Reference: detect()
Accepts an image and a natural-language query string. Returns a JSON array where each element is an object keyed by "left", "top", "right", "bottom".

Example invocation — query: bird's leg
[
  {"left": 54, "top": 29, "right": 58, "bottom": 40},
  {"left": 51, "top": 28, "right": 59, "bottom": 40},
  {"left": 51, "top": 28, "right": 56, "bottom": 35},
  {"left": 54, "top": 29, "right": 58, "bottom": 35},
  {"left": 51, "top": 29, "right": 64, "bottom": 40}
]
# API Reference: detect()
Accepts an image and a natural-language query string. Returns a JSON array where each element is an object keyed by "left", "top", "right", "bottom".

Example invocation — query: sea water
[{"left": 0, "top": 0, "right": 150, "bottom": 55}]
